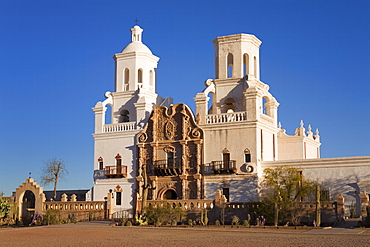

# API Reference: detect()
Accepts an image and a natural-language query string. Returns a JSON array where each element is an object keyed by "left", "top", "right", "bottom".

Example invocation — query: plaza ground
[{"left": 1, "top": 220, "right": 370, "bottom": 247}]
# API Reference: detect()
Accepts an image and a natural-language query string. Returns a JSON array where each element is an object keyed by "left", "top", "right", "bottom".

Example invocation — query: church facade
[{"left": 92, "top": 25, "right": 370, "bottom": 217}]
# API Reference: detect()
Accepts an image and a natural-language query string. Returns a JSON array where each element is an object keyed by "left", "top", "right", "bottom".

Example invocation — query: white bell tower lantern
[{"left": 114, "top": 25, "right": 159, "bottom": 93}]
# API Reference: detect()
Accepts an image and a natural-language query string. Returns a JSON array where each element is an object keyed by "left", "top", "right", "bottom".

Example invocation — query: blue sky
[{"left": 0, "top": 0, "right": 369, "bottom": 196}]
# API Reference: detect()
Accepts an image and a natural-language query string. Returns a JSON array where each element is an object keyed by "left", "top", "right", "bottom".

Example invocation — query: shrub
[
  {"left": 231, "top": 215, "right": 240, "bottom": 225},
  {"left": 144, "top": 203, "right": 183, "bottom": 226},
  {"left": 43, "top": 209, "right": 61, "bottom": 225}
]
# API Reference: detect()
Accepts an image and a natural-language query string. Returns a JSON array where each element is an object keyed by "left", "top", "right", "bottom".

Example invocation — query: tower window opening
[
  {"left": 119, "top": 109, "right": 130, "bottom": 123},
  {"left": 243, "top": 53, "right": 249, "bottom": 76},
  {"left": 225, "top": 98, "right": 235, "bottom": 113},
  {"left": 105, "top": 104, "right": 112, "bottom": 125},
  {"left": 138, "top": 69, "right": 143, "bottom": 87},
  {"left": 227, "top": 53, "right": 233, "bottom": 78},
  {"left": 262, "top": 97, "right": 268, "bottom": 115},
  {"left": 124, "top": 68, "right": 129, "bottom": 91},
  {"left": 149, "top": 70, "right": 154, "bottom": 86},
  {"left": 253, "top": 56, "right": 257, "bottom": 77}
]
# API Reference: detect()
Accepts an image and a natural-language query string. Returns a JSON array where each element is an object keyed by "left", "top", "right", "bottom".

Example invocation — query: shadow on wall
[{"left": 205, "top": 176, "right": 258, "bottom": 202}]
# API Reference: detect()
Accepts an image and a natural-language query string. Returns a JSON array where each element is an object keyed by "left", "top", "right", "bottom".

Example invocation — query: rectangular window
[
  {"left": 245, "top": 153, "right": 251, "bottom": 163},
  {"left": 222, "top": 188, "right": 230, "bottom": 202},
  {"left": 167, "top": 152, "right": 174, "bottom": 168},
  {"left": 223, "top": 153, "right": 230, "bottom": 170},
  {"left": 116, "top": 192, "right": 122, "bottom": 205},
  {"left": 116, "top": 159, "right": 122, "bottom": 173},
  {"left": 99, "top": 161, "right": 103, "bottom": 170}
]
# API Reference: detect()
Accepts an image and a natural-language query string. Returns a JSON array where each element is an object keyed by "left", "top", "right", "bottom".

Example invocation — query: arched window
[
  {"left": 243, "top": 53, "right": 249, "bottom": 76},
  {"left": 105, "top": 104, "right": 112, "bottom": 124},
  {"left": 138, "top": 69, "right": 143, "bottom": 87},
  {"left": 224, "top": 98, "right": 235, "bottom": 113},
  {"left": 262, "top": 97, "right": 268, "bottom": 115},
  {"left": 227, "top": 53, "right": 233, "bottom": 78},
  {"left": 163, "top": 189, "right": 177, "bottom": 199},
  {"left": 253, "top": 56, "right": 257, "bottom": 77},
  {"left": 149, "top": 70, "right": 154, "bottom": 86},
  {"left": 124, "top": 68, "right": 129, "bottom": 91},
  {"left": 119, "top": 109, "right": 130, "bottom": 123}
]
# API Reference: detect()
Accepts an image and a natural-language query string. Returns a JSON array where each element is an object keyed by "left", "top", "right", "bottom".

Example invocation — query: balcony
[
  {"left": 105, "top": 166, "right": 127, "bottom": 178},
  {"left": 211, "top": 160, "right": 237, "bottom": 174},
  {"left": 153, "top": 159, "right": 182, "bottom": 176}
]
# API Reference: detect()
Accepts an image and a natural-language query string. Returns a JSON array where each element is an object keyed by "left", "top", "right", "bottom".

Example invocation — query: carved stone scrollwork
[
  {"left": 163, "top": 145, "right": 175, "bottom": 153},
  {"left": 191, "top": 128, "right": 201, "bottom": 139},
  {"left": 165, "top": 118, "right": 177, "bottom": 140},
  {"left": 138, "top": 133, "right": 147, "bottom": 143}
]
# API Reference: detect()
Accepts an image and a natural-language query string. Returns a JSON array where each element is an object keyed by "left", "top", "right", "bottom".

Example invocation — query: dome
[{"left": 121, "top": 41, "right": 153, "bottom": 54}]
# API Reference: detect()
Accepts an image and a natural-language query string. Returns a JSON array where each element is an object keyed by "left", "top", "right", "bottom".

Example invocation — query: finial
[
  {"left": 315, "top": 128, "right": 319, "bottom": 135},
  {"left": 306, "top": 124, "right": 313, "bottom": 136},
  {"left": 278, "top": 122, "right": 282, "bottom": 129},
  {"left": 29, "top": 172, "right": 31, "bottom": 179},
  {"left": 300, "top": 120, "right": 304, "bottom": 128},
  {"left": 134, "top": 18, "right": 139, "bottom": 25}
]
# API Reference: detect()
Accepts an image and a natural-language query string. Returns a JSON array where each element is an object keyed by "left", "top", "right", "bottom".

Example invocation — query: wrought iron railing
[
  {"left": 153, "top": 159, "right": 182, "bottom": 176},
  {"left": 105, "top": 166, "right": 128, "bottom": 178},
  {"left": 211, "top": 160, "right": 237, "bottom": 174}
]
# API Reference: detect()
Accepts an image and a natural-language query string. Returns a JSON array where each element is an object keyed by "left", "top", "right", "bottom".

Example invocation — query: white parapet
[
  {"left": 205, "top": 112, "right": 247, "bottom": 124},
  {"left": 103, "top": 122, "right": 139, "bottom": 133}
]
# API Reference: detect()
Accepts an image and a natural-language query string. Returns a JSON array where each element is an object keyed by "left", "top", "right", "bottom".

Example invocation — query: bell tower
[
  {"left": 114, "top": 25, "right": 159, "bottom": 93},
  {"left": 213, "top": 34, "right": 262, "bottom": 80}
]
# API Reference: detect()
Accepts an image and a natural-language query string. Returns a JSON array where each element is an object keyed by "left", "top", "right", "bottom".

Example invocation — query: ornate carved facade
[{"left": 136, "top": 103, "right": 204, "bottom": 202}]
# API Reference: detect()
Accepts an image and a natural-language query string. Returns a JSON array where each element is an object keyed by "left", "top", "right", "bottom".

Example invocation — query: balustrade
[
  {"left": 205, "top": 112, "right": 247, "bottom": 124},
  {"left": 146, "top": 199, "right": 214, "bottom": 211},
  {"left": 103, "top": 122, "right": 138, "bottom": 133}
]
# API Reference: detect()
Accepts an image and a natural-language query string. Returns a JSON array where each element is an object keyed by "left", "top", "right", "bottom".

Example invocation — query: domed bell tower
[{"left": 114, "top": 25, "right": 159, "bottom": 93}]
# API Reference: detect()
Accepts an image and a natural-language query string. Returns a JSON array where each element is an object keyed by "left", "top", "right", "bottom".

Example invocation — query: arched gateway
[{"left": 15, "top": 178, "right": 45, "bottom": 224}]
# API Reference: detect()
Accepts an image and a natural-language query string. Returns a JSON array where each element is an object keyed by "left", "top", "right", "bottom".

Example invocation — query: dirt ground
[{"left": 1, "top": 221, "right": 370, "bottom": 247}]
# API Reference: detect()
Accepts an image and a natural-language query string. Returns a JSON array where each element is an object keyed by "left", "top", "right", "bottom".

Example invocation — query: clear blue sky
[{"left": 1, "top": 0, "right": 369, "bottom": 196}]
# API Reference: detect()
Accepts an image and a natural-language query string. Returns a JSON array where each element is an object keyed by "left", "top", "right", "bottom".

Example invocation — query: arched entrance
[
  {"left": 15, "top": 178, "right": 45, "bottom": 223},
  {"left": 22, "top": 190, "right": 36, "bottom": 224},
  {"left": 163, "top": 189, "right": 177, "bottom": 200}
]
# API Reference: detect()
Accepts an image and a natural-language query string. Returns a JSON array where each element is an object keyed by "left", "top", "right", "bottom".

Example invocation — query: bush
[
  {"left": 43, "top": 209, "right": 61, "bottom": 225},
  {"left": 144, "top": 203, "right": 183, "bottom": 226},
  {"left": 231, "top": 215, "right": 240, "bottom": 225},
  {"left": 0, "top": 198, "right": 11, "bottom": 224}
]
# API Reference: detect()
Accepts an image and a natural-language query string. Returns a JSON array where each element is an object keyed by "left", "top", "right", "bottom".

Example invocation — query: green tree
[
  {"left": 261, "top": 166, "right": 315, "bottom": 226},
  {"left": 40, "top": 158, "right": 68, "bottom": 200}
]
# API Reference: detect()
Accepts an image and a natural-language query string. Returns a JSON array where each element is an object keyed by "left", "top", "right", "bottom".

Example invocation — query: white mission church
[{"left": 91, "top": 25, "right": 370, "bottom": 217}]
